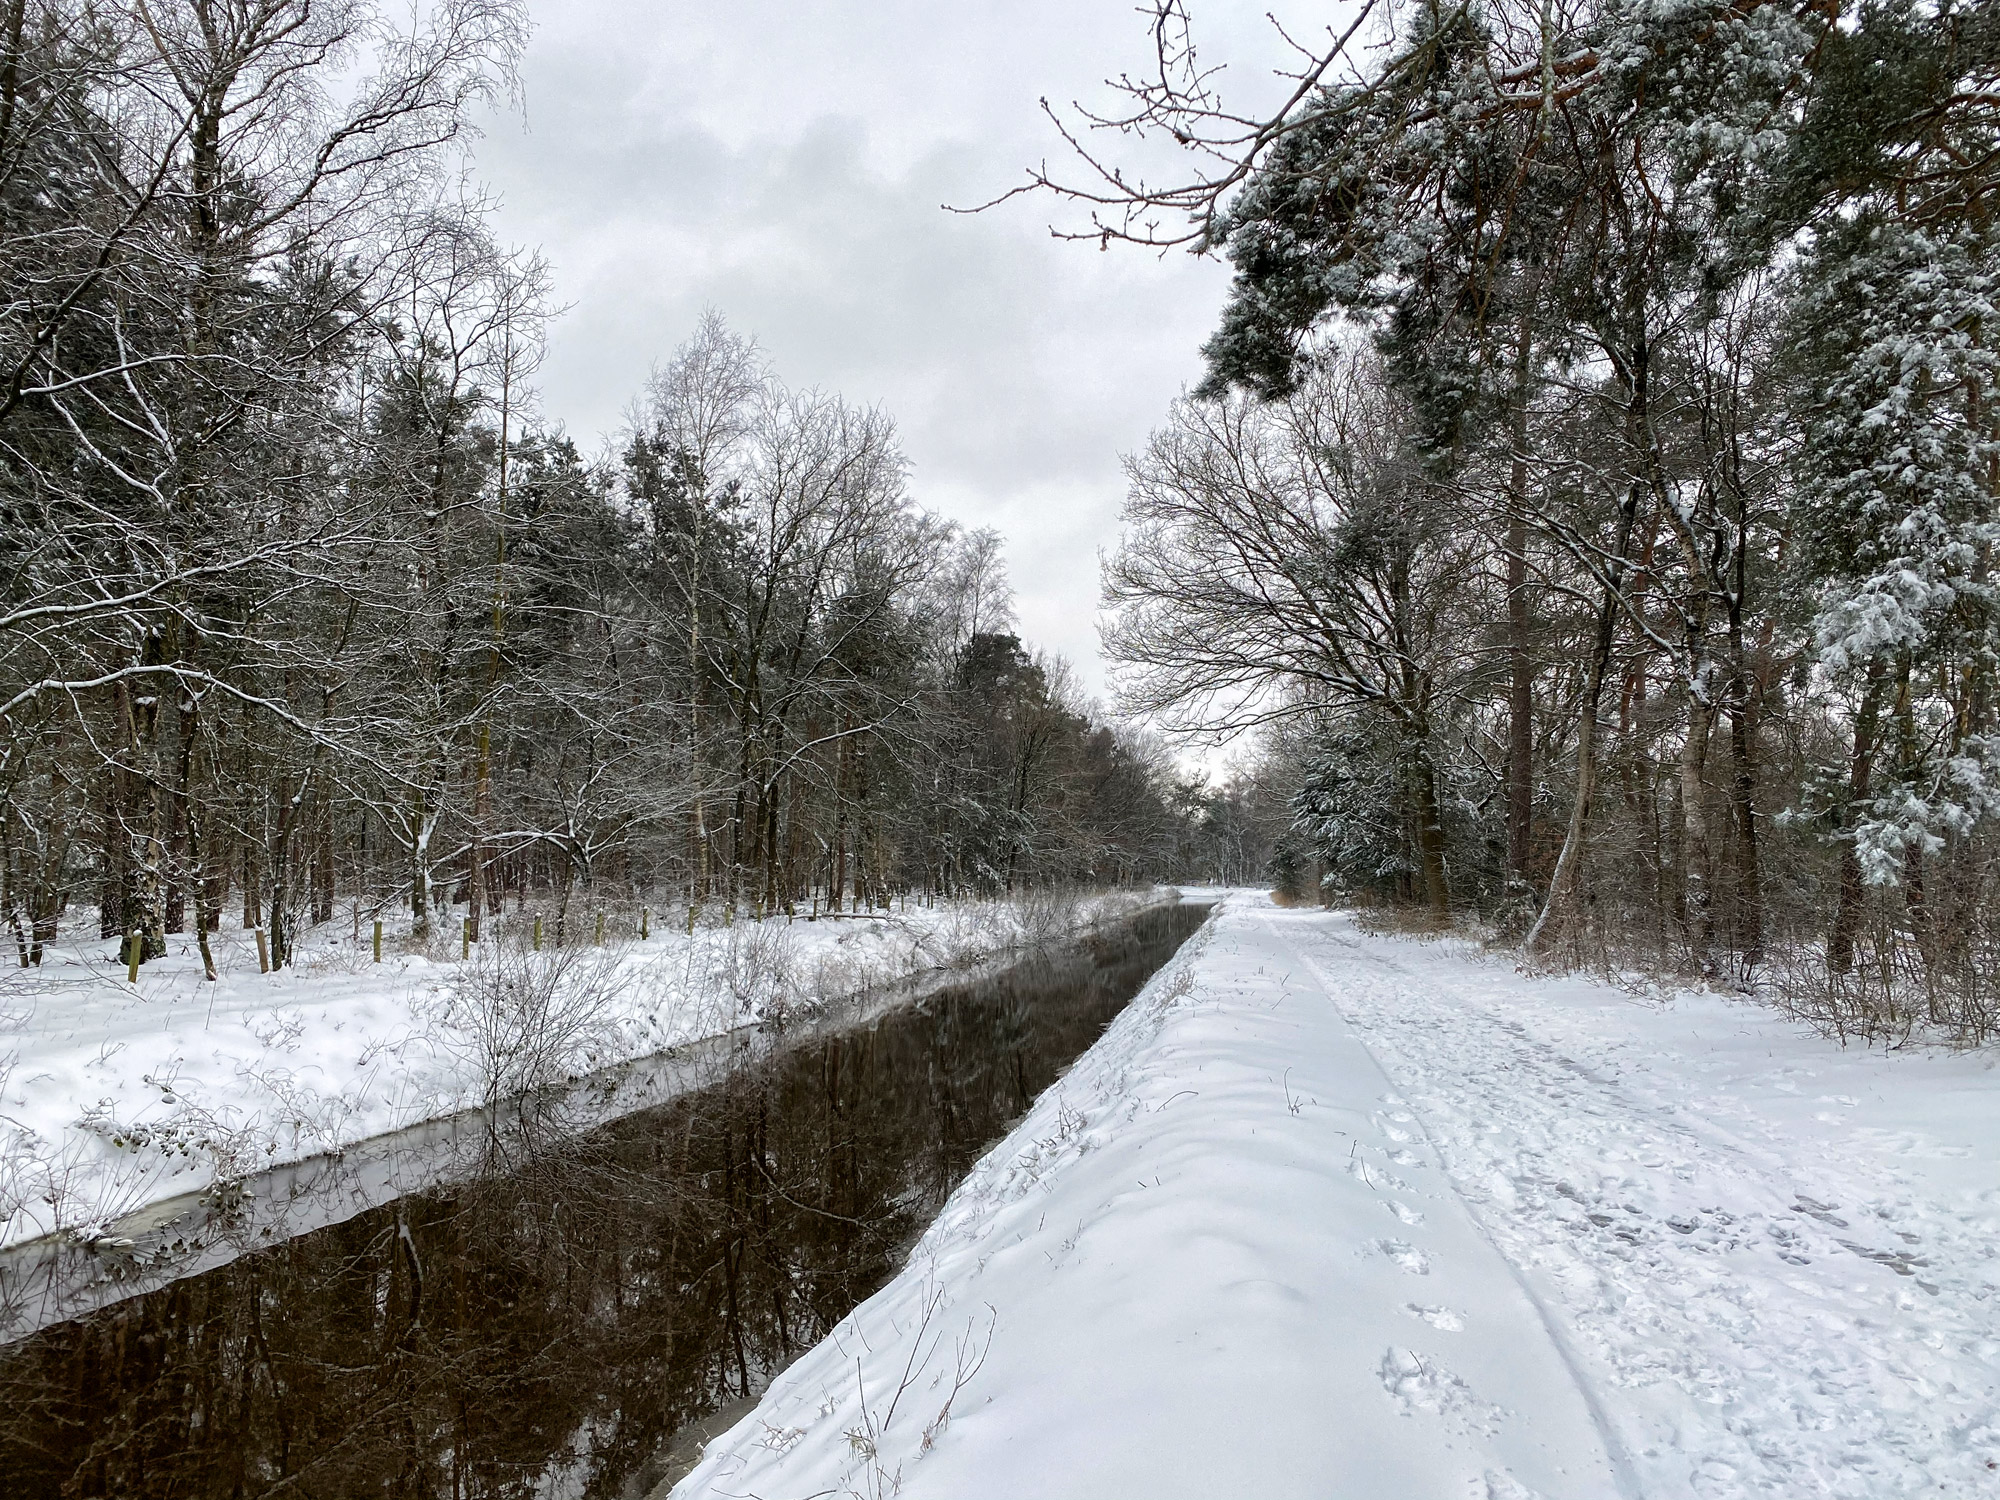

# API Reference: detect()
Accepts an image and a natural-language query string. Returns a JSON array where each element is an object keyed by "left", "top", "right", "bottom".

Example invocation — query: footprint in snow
[
  {"left": 1377, "top": 1347, "right": 1499, "bottom": 1435},
  {"left": 1404, "top": 1302, "right": 1464, "bottom": 1331},
  {"left": 1370, "top": 1238, "right": 1431, "bottom": 1275},
  {"left": 1346, "top": 1155, "right": 1414, "bottom": 1192},
  {"left": 1386, "top": 1199, "right": 1426, "bottom": 1226}
]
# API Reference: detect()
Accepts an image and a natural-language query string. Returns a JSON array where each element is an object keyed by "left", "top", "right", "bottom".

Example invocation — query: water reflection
[{"left": 0, "top": 902, "right": 1207, "bottom": 1499}]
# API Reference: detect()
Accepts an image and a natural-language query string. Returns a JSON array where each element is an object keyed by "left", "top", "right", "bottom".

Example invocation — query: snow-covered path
[
  {"left": 1278, "top": 910, "right": 2000, "bottom": 1498},
  {"left": 671, "top": 895, "right": 1999, "bottom": 1500}
]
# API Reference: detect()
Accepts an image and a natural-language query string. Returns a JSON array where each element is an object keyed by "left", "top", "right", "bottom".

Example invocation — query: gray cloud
[{"left": 470, "top": 1, "right": 1321, "bottom": 706}]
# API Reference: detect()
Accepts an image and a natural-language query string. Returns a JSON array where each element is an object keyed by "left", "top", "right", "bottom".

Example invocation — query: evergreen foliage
[{"left": 1093, "top": 0, "right": 2000, "bottom": 1036}]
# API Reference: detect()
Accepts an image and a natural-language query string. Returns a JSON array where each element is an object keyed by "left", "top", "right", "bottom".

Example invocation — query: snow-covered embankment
[{"left": 0, "top": 890, "right": 1163, "bottom": 1255}]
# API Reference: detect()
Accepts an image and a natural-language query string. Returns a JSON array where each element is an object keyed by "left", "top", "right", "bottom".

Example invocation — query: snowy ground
[
  {"left": 670, "top": 892, "right": 2000, "bottom": 1500},
  {"left": 0, "top": 890, "right": 1160, "bottom": 1252}
]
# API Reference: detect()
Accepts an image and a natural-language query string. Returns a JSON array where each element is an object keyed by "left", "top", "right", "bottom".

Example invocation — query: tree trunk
[
  {"left": 1892, "top": 656, "right": 1930, "bottom": 957},
  {"left": 1726, "top": 689, "right": 1764, "bottom": 971},
  {"left": 1527, "top": 483, "right": 1641, "bottom": 959},
  {"left": 410, "top": 788, "right": 430, "bottom": 939},
  {"left": 311, "top": 791, "right": 334, "bottom": 926},
  {"left": 1528, "top": 323, "right": 1652, "bottom": 961},
  {"left": 1505, "top": 311, "right": 1535, "bottom": 884},
  {"left": 1526, "top": 638, "right": 1609, "bottom": 959},
  {"left": 101, "top": 753, "right": 129, "bottom": 941},
  {"left": 1678, "top": 694, "right": 1716, "bottom": 971},
  {"left": 242, "top": 830, "right": 262, "bottom": 931},
  {"left": 186, "top": 801, "right": 219, "bottom": 982},
  {"left": 1410, "top": 741, "right": 1451, "bottom": 920}
]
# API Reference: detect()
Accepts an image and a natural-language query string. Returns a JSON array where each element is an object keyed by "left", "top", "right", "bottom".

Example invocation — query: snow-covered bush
[
  {"left": 717, "top": 917, "right": 804, "bottom": 1023},
  {"left": 427, "top": 942, "right": 629, "bottom": 1111}
]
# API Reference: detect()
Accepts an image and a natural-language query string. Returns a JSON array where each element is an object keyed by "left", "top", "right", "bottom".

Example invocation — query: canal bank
[
  {"left": 0, "top": 900, "right": 1210, "bottom": 1498},
  {"left": 0, "top": 889, "right": 1177, "bottom": 1339}
]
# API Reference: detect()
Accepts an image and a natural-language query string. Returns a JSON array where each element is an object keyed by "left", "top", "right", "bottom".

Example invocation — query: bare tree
[{"left": 1107, "top": 347, "right": 1482, "bottom": 916}]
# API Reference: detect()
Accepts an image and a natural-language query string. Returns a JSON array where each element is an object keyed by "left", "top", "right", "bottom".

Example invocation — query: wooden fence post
[
  {"left": 125, "top": 931, "right": 141, "bottom": 984},
  {"left": 255, "top": 928, "right": 270, "bottom": 974},
  {"left": 373, "top": 919, "right": 382, "bottom": 963}
]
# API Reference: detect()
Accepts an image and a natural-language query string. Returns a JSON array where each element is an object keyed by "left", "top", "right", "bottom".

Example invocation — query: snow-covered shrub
[
  {"left": 1012, "top": 885, "right": 1083, "bottom": 946},
  {"left": 427, "top": 942, "right": 628, "bottom": 1110},
  {"left": 74, "top": 1072, "right": 264, "bottom": 1187},
  {"left": 717, "top": 917, "right": 803, "bottom": 1023}
]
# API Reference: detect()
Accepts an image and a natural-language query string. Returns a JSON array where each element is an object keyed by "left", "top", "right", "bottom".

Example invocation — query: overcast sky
[{"left": 469, "top": 1, "right": 1320, "bottom": 720}]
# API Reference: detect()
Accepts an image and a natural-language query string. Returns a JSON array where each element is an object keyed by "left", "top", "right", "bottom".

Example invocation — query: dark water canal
[{"left": 0, "top": 901, "right": 1208, "bottom": 1500}]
